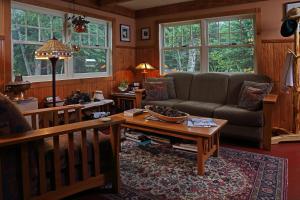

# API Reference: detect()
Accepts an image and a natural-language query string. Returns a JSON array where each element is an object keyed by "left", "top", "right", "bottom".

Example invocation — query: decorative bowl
[{"left": 144, "top": 105, "right": 189, "bottom": 123}]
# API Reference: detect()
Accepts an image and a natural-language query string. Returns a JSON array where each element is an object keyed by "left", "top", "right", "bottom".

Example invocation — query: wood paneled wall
[
  {"left": 23, "top": 46, "right": 136, "bottom": 105},
  {"left": 260, "top": 40, "right": 294, "bottom": 131}
]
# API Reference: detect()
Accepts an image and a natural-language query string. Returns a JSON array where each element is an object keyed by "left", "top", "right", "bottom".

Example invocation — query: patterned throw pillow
[
  {"left": 146, "top": 77, "right": 177, "bottom": 99},
  {"left": 238, "top": 81, "right": 273, "bottom": 111},
  {"left": 145, "top": 82, "right": 169, "bottom": 101}
]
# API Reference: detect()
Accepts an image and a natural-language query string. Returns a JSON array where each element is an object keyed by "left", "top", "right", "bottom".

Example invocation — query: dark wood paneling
[{"left": 136, "top": 0, "right": 267, "bottom": 18}]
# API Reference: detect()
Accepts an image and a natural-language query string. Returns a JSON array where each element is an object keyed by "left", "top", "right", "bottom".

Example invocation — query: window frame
[
  {"left": 159, "top": 14, "right": 257, "bottom": 75},
  {"left": 11, "top": 2, "right": 113, "bottom": 83}
]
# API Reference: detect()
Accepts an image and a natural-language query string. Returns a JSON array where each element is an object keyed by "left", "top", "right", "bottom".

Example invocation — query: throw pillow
[
  {"left": 238, "top": 81, "right": 273, "bottom": 111},
  {"left": 144, "top": 82, "right": 169, "bottom": 101},
  {"left": 0, "top": 93, "right": 32, "bottom": 135},
  {"left": 146, "top": 77, "right": 176, "bottom": 99}
]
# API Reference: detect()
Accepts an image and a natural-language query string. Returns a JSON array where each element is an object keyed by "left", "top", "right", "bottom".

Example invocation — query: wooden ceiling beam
[
  {"left": 136, "top": 0, "right": 268, "bottom": 18},
  {"left": 97, "top": 0, "right": 135, "bottom": 7}
]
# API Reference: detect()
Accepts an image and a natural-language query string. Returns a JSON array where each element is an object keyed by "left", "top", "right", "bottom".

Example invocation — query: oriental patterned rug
[{"left": 99, "top": 140, "right": 287, "bottom": 200}]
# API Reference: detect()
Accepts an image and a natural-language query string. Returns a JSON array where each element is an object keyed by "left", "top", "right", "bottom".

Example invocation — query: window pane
[
  {"left": 13, "top": 43, "right": 64, "bottom": 76},
  {"left": 73, "top": 48, "right": 107, "bottom": 73},
  {"left": 162, "top": 48, "right": 200, "bottom": 74},
  {"left": 209, "top": 47, "right": 254, "bottom": 72},
  {"left": 27, "top": 27, "right": 39, "bottom": 41},
  {"left": 12, "top": 25, "right": 26, "bottom": 40},
  {"left": 40, "top": 14, "right": 51, "bottom": 28},
  {"left": 40, "top": 29, "right": 51, "bottom": 41},
  {"left": 12, "top": 9, "right": 26, "bottom": 25},
  {"left": 26, "top": 11, "right": 39, "bottom": 26}
]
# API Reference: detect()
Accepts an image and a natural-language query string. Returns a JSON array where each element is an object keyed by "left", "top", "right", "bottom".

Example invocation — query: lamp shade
[
  {"left": 135, "top": 63, "right": 155, "bottom": 73},
  {"left": 35, "top": 37, "right": 72, "bottom": 60}
]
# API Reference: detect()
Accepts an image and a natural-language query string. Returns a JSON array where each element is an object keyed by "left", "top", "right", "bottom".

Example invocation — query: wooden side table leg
[
  {"left": 213, "top": 131, "right": 220, "bottom": 157},
  {"left": 197, "top": 138, "right": 205, "bottom": 176}
]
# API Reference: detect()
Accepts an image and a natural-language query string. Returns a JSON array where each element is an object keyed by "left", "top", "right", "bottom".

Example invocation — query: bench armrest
[
  {"left": 262, "top": 94, "right": 278, "bottom": 150},
  {"left": 135, "top": 89, "right": 146, "bottom": 108}
]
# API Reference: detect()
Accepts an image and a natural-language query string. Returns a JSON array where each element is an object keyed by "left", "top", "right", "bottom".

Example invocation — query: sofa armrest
[
  {"left": 135, "top": 89, "right": 146, "bottom": 108},
  {"left": 262, "top": 94, "right": 278, "bottom": 150}
]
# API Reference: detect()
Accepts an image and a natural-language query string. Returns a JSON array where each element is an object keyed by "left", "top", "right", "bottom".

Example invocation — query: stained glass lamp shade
[
  {"left": 35, "top": 37, "right": 72, "bottom": 107},
  {"left": 135, "top": 63, "right": 155, "bottom": 73}
]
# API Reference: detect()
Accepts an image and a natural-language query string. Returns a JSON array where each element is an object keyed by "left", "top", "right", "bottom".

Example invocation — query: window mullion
[{"left": 201, "top": 20, "right": 208, "bottom": 73}]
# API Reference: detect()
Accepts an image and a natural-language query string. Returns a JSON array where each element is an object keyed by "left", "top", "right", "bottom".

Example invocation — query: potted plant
[{"left": 118, "top": 80, "right": 129, "bottom": 92}]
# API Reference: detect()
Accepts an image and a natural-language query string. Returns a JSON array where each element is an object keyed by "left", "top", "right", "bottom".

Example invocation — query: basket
[{"left": 144, "top": 105, "right": 189, "bottom": 123}]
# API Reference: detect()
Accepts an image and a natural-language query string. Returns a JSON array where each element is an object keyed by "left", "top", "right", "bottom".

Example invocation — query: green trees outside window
[
  {"left": 160, "top": 16, "right": 255, "bottom": 74},
  {"left": 11, "top": 3, "right": 112, "bottom": 81}
]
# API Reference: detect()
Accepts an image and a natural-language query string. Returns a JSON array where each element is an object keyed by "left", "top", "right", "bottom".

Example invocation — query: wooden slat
[
  {"left": 110, "top": 125, "right": 121, "bottom": 193},
  {"left": 21, "top": 144, "right": 31, "bottom": 199},
  {"left": 31, "top": 114, "right": 37, "bottom": 130},
  {"left": 93, "top": 129, "right": 100, "bottom": 176},
  {"left": 76, "top": 109, "right": 82, "bottom": 122},
  {"left": 0, "top": 117, "right": 125, "bottom": 148},
  {"left": 42, "top": 113, "right": 49, "bottom": 128},
  {"left": 68, "top": 133, "right": 75, "bottom": 185},
  {"left": 53, "top": 111, "right": 59, "bottom": 126},
  {"left": 38, "top": 140, "right": 47, "bottom": 194},
  {"left": 53, "top": 136, "right": 61, "bottom": 190},
  {"left": 64, "top": 110, "right": 69, "bottom": 124},
  {"left": 0, "top": 157, "right": 3, "bottom": 200},
  {"left": 22, "top": 104, "right": 83, "bottom": 116},
  {"left": 81, "top": 130, "right": 88, "bottom": 180}
]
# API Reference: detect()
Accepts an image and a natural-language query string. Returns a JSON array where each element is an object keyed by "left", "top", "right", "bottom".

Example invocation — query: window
[
  {"left": 11, "top": 3, "right": 112, "bottom": 82},
  {"left": 160, "top": 15, "right": 255, "bottom": 74}
]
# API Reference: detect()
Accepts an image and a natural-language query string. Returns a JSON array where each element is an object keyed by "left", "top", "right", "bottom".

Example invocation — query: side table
[{"left": 111, "top": 92, "right": 136, "bottom": 112}]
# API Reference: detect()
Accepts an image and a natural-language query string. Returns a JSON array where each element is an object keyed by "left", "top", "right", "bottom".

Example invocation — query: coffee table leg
[
  {"left": 213, "top": 131, "right": 220, "bottom": 157},
  {"left": 197, "top": 138, "right": 205, "bottom": 176}
]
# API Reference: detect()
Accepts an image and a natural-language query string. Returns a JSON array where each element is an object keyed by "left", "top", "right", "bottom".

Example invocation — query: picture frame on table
[
  {"left": 141, "top": 27, "right": 150, "bottom": 40},
  {"left": 120, "top": 24, "right": 130, "bottom": 42},
  {"left": 284, "top": 1, "right": 300, "bottom": 19}
]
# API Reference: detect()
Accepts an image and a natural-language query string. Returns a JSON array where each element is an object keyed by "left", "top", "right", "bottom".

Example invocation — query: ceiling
[{"left": 118, "top": 0, "right": 194, "bottom": 10}]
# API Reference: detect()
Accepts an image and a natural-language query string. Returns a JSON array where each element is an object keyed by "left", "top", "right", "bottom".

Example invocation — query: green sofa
[{"left": 135, "top": 72, "right": 278, "bottom": 150}]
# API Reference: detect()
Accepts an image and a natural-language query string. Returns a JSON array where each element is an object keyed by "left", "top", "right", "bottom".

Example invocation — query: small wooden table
[
  {"left": 111, "top": 92, "right": 136, "bottom": 111},
  {"left": 116, "top": 113, "right": 227, "bottom": 176}
]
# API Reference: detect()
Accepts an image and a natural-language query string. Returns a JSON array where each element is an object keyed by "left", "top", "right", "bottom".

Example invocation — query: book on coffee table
[{"left": 187, "top": 117, "right": 217, "bottom": 127}]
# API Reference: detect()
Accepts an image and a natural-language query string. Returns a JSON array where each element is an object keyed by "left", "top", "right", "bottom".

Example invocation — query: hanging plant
[{"left": 68, "top": 15, "right": 90, "bottom": 33}]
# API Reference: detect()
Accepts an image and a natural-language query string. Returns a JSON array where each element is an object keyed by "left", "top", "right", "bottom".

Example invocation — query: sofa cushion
[
  {"left": 147, "top": 77, "right": 176, "bottom": 99},
  {"left": 165, "top": 72, "right": 194, "bottom": 100},
  {"left": 144, "top": 82, "right": 169, "bottom": 101},
  {"left": 174, "top": 101, "right": 222, "bottom": 117},
  {"left": 189, "top": 73, "right": 229, "bottom": 104},
  {"left": 214, "top": 105, "right": 263, "bottom": 127},
  {"left": 227, "top": 73, "right": 272, "bottom": 105},
  {"left": 142, "top": 99, "right": 183, "bottom": 108}
]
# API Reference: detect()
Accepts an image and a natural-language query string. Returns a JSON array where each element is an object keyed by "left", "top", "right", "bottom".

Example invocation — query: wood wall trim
[
  {"left": 262, "top": 39, "right": 294, "bottom": 43},
  {"left": 115, "top": 45, "right": 136, "bottom": 49},
  {"left": 155, "top": 8, "right": 260, "bottom": 25},
  {"left": 136, "top": 0, "right": 267, "bottom": 18},
  {"left": 61, "top": 0, "right": 135, "bottom": 18},
  {"left": 15, "top": 0, "right": 116, "bottom": 22},
  {"left": 0, "top": 35, "right": 4, "bottom": 40}
]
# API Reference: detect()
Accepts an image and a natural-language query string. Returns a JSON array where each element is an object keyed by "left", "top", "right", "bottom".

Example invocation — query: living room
[{"left": 0, "top": 0, "right": 299, "bottom": 199}]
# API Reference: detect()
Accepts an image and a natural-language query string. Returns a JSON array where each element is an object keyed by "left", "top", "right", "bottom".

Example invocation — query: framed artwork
[
  {"left": 284, "top": 1, "right": 300, "bottom": 18},
  {"left": 141, "top": 27, "right": 150, "bottom": 40},
  {"left": 120, "top": 24, "right": 130, "bottom": 42}
]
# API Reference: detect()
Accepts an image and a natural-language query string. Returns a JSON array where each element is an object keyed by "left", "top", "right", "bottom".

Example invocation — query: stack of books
[
  {"left": 172, "top": 143, "right": 197, "bottom": 152},
  {"left": 124, "top": 131, "right": 151, "bottom": 146},
  {"left": 124, "top": 108, "right": 144, "bottom": 117},
  {"left": 187, "top": 117, "right": 217, "bottom": 127},
  {"left": 147, "top": 135, "right": 171, "bottom": 144}
]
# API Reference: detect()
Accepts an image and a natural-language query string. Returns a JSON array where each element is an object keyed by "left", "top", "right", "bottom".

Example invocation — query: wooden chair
[{"left": 0, "top": 104, "right": 124, "bottom": 200}]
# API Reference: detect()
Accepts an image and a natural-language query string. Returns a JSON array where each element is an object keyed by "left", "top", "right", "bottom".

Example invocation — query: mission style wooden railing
[{"left": 0, "top": 105, "right": 124, "bottom": 200}]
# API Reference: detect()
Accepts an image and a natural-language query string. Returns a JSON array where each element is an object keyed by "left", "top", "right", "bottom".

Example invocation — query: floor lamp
[
  {"left": 272, "top": 8, "right": 300, "bottom": 143},
  {"left": 35, "top": 37, "right": 72, "bottom": 107}
]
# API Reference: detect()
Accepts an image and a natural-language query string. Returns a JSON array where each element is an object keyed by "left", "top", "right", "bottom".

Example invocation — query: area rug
[{"left": 101, "top": 141, "right": 287, "bottom": 200}]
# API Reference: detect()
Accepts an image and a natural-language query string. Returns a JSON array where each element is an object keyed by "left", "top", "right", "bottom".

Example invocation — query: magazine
[{"left": 187, "top": 117, "right": 217, "bottom": 128}]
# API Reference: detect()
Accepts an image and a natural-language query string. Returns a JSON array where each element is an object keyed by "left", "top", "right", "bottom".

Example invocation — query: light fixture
[
  {"left": 135, "top": 62, "right": 155, "bottom": 81},
  {"left": 35, "top": 37, "right": 72, "bottom": 107},
  {"left": 67, "top": 0, "right": 90, "bottom": 33}
]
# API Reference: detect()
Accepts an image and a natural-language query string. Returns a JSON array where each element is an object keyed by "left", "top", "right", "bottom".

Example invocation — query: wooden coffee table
[{"left": 117, "top": 113, "right": 227, "bottom": 176}]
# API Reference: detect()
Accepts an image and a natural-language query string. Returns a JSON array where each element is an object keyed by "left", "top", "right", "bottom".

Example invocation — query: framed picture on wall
[
  {"left": 120, "top": 24, "right": 130, "bottom": 42},
  {"left": 284, "top": 1, "right": 300, "bottom": 19},
  {"left": 141, "top": 27, "right": 150, "bottom": 40}
]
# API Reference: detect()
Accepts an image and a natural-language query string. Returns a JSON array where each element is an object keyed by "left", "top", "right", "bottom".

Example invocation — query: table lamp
[
  {"left": 135, "top": 62, "right": 155, "bottom": 82},
  {"left": 35, "top": 37, "right": 72, "bottom": 107}
]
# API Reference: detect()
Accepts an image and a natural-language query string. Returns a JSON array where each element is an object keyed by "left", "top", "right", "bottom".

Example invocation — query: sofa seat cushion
[
  {"left": 174, "top": 101, "right": 222, "bottom": 117},
  {"left": 142, "top": 99, "right": 183, "bottom": 108},
  {"left": 214, "top": 105, "right": 263, "bottom": 127}
]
